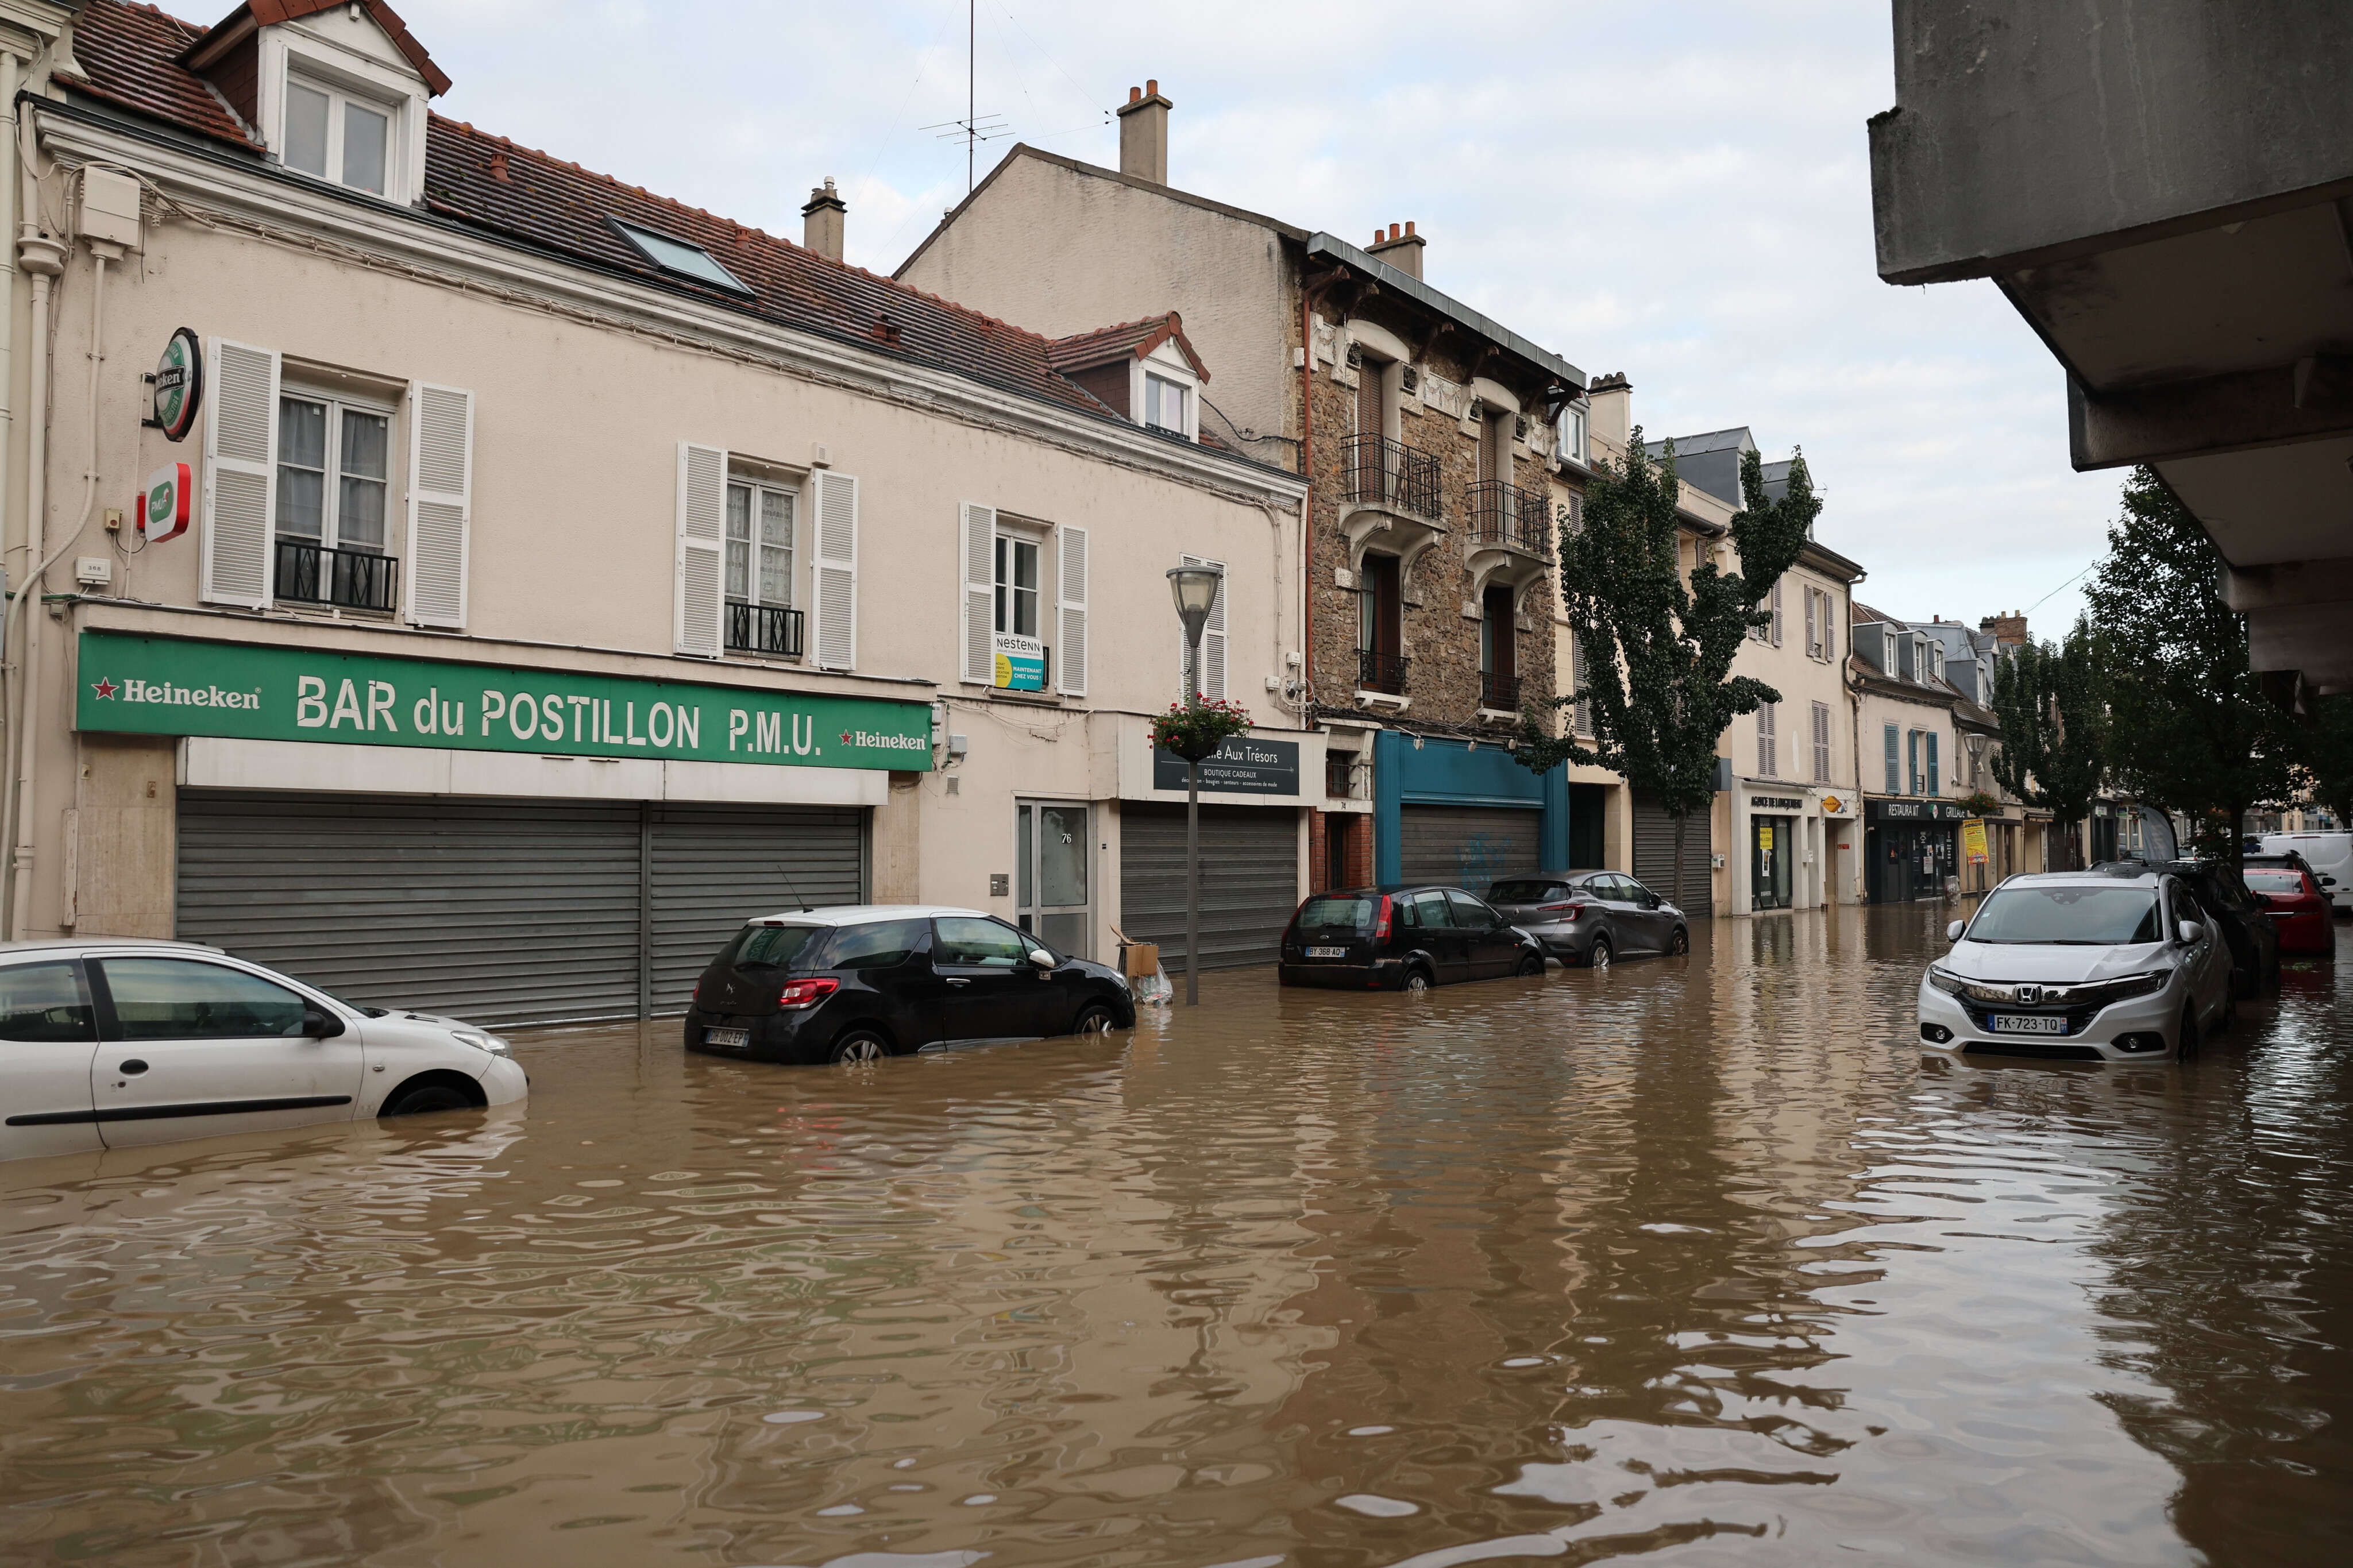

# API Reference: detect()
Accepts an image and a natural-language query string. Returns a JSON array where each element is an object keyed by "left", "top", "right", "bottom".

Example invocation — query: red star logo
[
  {"left": 91, "top": 677, "right": 119, "bottom": 700},
  {"left": 840, "top": 731, "right": 852, "bottom": 745}
]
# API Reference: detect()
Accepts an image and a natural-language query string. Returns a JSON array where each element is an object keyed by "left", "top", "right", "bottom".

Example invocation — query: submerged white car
[
  {"left": 1918, "top": 868, "right": 2234, "bottom": 1063},
  {"left": 1, "top": 939, "right": 528, "bottom": 1163}
]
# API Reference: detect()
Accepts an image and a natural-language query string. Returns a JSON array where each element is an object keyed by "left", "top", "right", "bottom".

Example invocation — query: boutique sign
[{"left": 75, "top": 631, "right": 932, "bottom": 771}]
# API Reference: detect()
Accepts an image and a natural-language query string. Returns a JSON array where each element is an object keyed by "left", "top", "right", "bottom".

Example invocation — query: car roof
[
  {"left": 745, "top": 904, "right": 987, "bottom": 926},
  {"left": 2010, "top": 867, "right": 2166, "bottom": 889},
  {"left": 1490, "top": 870, "right": 1611, "bottom": 881},
  {"left": 0, "top": 937, "right": 223, "bottom": 957}
]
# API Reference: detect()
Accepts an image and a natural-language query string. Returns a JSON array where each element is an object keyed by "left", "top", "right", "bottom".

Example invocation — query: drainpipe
[{"left": 0, "top": 52, "right": 20, "bottom": 594}]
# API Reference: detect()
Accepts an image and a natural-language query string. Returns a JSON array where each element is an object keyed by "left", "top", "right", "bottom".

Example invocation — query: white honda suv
[
  {"left": 1918, "top": 868, "right": 2234, "bottom": 1063},
  {"left": 1, "top": 939, "right": 529, "bottom": 1164}
]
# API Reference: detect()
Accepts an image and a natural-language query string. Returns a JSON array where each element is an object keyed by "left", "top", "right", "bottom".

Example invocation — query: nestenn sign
[{"left": 76, "top": 631, "right": 933, "bottom": 771}]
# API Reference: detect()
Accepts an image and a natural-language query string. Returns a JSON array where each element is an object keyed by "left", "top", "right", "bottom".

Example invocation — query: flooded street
[{"left": 5, "top": 906, "right": 2352, "bottom": 1567}]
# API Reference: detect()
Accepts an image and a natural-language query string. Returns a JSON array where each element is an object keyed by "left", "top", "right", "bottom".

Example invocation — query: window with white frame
[
  {"left": 724, "top": 478, "right": 797, "bottom": 655},
  {"left": 283, "top": 73, "right": 395, "bottom": 196},
  {"left": 1558, "top": 402, "right": 1588, "bottom": 466},
  {"left": 996, "top": 530, "right": 1042, "bottom": 638},
  {"left": 1143, "top": 372, "right": 1189, "bottom": 436},
  {"left": 274, "top": 385, "right": 396, "bottom": 611}
]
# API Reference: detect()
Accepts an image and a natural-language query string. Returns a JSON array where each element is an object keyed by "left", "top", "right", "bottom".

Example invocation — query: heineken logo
[
  {"left": 152, "top": 327, "right": 203, "bottom": 443},
  {"left": 92, "top": 675, "right": 261, "bottom": 710}
]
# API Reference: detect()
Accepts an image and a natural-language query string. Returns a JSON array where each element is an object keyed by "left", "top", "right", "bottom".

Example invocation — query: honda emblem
[{"left": 2015, "top": 985, "right": 2043, "bottom": 1005}]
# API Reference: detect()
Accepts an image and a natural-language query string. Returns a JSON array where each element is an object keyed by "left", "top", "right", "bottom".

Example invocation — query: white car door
[
  {"left": 88, "top": 954, "right": 365, "bottom": 1150},
  {"left": 0, "top": 957, "right": 102, "bottom": 1161}
]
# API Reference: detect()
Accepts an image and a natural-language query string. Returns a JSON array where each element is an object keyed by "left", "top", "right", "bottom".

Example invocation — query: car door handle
[
  {"left": 946, "top": 978, "right": 970, "bottom": 986},
  {"left": 117, "top": 1059, "right": 149, "bottom": 1075}
]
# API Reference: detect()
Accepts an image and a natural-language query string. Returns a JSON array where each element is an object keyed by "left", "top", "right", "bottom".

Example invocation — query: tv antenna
[{"left": 919, "top": 0, "right": 1008, "bottom": 194}]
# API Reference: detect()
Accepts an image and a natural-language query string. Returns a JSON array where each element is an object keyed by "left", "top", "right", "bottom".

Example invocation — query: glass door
[
  {"left": 1016, "top": 802, "right": 1091, "bottom": 959},
  {"left": 1752, "top": 815, "right": 1793, "bottom": 910}
]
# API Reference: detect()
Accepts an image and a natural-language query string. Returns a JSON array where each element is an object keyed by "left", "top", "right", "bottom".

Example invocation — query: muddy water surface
[{"left": 5, "top": 906, "right": 2352, "bottom": 1566}]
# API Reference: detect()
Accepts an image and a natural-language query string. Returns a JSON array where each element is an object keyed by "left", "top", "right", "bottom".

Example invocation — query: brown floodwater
[{"left": 4, "top": 905, "right": 2352, "bottom": 1567}]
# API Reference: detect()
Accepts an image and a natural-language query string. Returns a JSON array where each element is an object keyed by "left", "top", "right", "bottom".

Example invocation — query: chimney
[
  {"left": 802, "top": 176, "right": 846, "bottom": 261},
  {"left": 1367, "top": 220, "right": 1425, "bottom": 280},
  {"left": 1979, "top": 611, "right": 2030, "bottom": 649},
  {"left": 1585, "top": 370, "right": 1633, "bottom": 451},
  {"left": 1118, "top": 79, "right": 1172, "bottom": 184}
]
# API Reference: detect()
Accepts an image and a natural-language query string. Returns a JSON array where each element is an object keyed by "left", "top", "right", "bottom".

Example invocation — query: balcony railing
[
  {"left": 1341, "top": 432, "right": 1440, "bottom": 519},
  {"left": 1359, "top": 648, "right": 1409, "bottom": 695},
  {"left": 1481, "top": 673, "right": 1521, "bottom": 712},
  {"left": 726, "top": 601, "right": 804, "bottom": 658},
  {"left": 275, "top": 540, "right": 399, "bottom": 612},
  {"left": 1467, "top": 481, "right": 1550, "bottom": 555}
]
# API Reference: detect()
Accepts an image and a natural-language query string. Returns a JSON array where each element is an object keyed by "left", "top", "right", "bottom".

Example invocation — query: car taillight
[
  {"left": 1372, "top": 894, "right": 1393, "bottom": 941},
  {"left": 779, "top": 978, "right": 840, "bottom": 1009},
  {"left": 1539, "top": 901, "right": 1586, "bottom": 917}
]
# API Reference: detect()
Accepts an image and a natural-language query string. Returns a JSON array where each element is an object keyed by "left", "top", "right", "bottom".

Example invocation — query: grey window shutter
[
  {"left": 1770, "top": 578, "right": 1783, "bottom": 646},
  {"left": 1804, "top": 588, "right": 1819, "bottom": 658},
  {"left": 674, "top": 442, "right": 727, "bottom": 656},
  {"left": 1571, "top": 632, "right": 1592, "bottom": 737},
  {"left": 812, "top": 470, "right": 858, "bottom": 669},
  {"left": 961, "top": 503, "right": 996, "bottom": 684},
  {"left": 406, "top": 383, "right": 475, "bottom": 628},
  {"left": 199, "top": 338, "right": 280, "bottom": 609},
  {"left": 1056, "top": 523, "right": 1089, "bottom": 696}
]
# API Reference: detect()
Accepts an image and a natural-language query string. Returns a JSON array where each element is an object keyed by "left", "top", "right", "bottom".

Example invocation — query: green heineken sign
[
  {"left": 76, "top": 631, "right": 932, "bottom": 771},
  {"left": 152, "top": 327, "right": 202, "bottom": 442}
]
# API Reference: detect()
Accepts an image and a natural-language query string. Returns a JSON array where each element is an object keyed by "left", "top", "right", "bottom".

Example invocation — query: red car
[{"left": 2244, "top": 862, "right": 2335, "bottom": 956}]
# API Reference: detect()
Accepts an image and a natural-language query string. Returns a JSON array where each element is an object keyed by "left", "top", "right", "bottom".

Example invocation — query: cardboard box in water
[{"left": 1120, "top": 944, "right": 1160, "bottom": 978}]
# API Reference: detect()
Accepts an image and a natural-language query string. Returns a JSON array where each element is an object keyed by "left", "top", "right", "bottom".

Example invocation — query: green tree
[
  {"left": 1516, "top": 431, "right": 1818, "bottom": 899},
  {"left": 2292, "top": 695, "right": 2353, "bottom": 828},
  {"left": 2082, "top": 467, "right": 2293, "bottom": 873},
  {"left": 1987, "top": 622, "right": 2107, "bottom": 871}
]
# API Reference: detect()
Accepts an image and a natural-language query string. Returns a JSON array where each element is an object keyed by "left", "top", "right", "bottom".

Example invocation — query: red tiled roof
[
  {"left": 61, "top": 0, "right": 1175, "bottom": 425},
  {"left": 1046, "top": 312, "right": 1210, "bottom": 381}
]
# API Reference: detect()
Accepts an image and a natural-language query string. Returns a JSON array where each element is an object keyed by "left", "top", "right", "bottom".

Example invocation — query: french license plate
[
  {"left": 1305, "top": 947, "right": 1350, "bottom": 960},
  {"left": 703, "top": 1027, "right": 750, "bottom": 1048},
  {"left": 1989, "top": 1014, "right": 2067, "bottom": 1035}
]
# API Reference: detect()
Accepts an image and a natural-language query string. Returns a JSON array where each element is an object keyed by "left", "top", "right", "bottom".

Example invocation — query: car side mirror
[
  {"left": 302, "top": 1007, "right": 345, "bottom": 1040},
  {"left": 1028, "top": 948, "right": 1056, "bottom": 970},
  {"left": 1946, "top": 920, "right": 1965, "bottom": 941},
  {"left": 2177, "top": 920, "right": 2205, "bottom": 945}
]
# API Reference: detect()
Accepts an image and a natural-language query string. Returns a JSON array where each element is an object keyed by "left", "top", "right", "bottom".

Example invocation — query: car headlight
[
  {"left": 451, "top": 1029, "right": 513, "bottom": 1057},
  {"left": 1926, "top": 967, "right": 1965, "bottom": 996}
]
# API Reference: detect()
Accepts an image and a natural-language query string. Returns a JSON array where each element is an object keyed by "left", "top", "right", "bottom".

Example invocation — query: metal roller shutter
[
  {"left": 1398, "top": 804, "right": 1541, "bottom": 893},
  {"left": 1633, "top": 793, "right": 1714, "bottom": 917},
  {"left": 176, "top": 791, "right": 642, "bottom": 1026},
  {"left": 646, "top": 804, "right": 865, "bottom": 1013},
  {"left": 1120, "top": 803, "right": 1299, "bottom": 970}
]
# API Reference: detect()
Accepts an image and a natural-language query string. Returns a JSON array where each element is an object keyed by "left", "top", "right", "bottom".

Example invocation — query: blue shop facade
[{"left": 1371, "top": 731, "right": 1571, "bottom": 889}]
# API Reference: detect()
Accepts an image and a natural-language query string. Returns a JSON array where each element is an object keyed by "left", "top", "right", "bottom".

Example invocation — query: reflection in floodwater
[{"left": 2, "top": 906, "right": 2350, "bottom": 1565}]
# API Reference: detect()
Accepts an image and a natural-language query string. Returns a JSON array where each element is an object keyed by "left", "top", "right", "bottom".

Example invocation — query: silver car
[
  {"left": 1486, "top": 870, "right": 1690, "bottom": 968},
  {"left": 1918, "top": 868, "right": 2234, "bottom": 1063}
]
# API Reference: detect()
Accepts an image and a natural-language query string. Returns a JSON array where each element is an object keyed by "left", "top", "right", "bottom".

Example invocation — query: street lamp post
[{"left": 1166, "top": 563, "right": 1224, "bottom": 1006}]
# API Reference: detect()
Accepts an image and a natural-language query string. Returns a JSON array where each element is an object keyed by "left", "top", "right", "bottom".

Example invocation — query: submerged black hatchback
[
  {"left": 1277, "top": 885, "right": 1547, "bottom": 991},
  {"left": 685, "top": 905, "right": 1135, "bottom": 1064}
]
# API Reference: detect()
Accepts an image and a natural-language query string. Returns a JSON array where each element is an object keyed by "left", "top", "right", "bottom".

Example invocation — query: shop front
[
  {"left": 72, "top": 629, "right": 931, "bottom": 1026},
  {"left": 1372, "top": 732, "right": 1570, "bottom": 895},
  {"left": 1727, "top": 783, "right": 1841, "bottom": 916},
  {"left": 1865, "top": 798, "right": 1968, "bottom": 902}
]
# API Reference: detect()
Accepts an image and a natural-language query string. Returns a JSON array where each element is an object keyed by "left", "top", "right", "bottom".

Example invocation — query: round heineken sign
[{"left": 152, "top": 326, "right": 202, "bottom": 442}]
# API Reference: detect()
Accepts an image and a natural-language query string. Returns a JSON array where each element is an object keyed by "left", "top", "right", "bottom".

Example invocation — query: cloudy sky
[{"left": 400, "top": 0, "right": 2123, "bottom": 637}]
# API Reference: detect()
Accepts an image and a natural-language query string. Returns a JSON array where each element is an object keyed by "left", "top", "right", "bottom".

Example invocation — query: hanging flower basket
[{"left": 1152, "top": 697, "right": 1253, "bottom": 763}]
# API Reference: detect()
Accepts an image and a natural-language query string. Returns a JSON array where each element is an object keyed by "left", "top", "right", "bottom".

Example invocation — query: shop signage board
[
  {"left": 1867, "top": 798, "right": 1970, "bottom": 822},
  {"left": 1962, "top": 818, "right": 1989, "bottom": 864},
  {"left": 141, "top": 462, "right": 192, "bottom": 542},
  {"left": 151, "top": 326, "right": 202, "bottom": 442},
  {"left": 1749, "top": 794, "right": 1804, "bottom": 810},
  {"left": 75, "top": 631, "right": 932, "bottom": 771},
  {"left": 992, "top": 631, "right": 1044, "bottom": 692},
  {"left": 1152, "top": 735, "right": 1300, "bottom": 796}
]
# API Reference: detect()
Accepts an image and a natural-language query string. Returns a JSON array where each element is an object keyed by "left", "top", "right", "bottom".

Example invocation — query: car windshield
[
  {"left": 1964, "top": 886, "right": 2163, "bottom": 945},
  {"left": 715, "top": 922, "right": 826, "bottom": 968},
  {"left": 1295, "top": 895, "right": 1377, "bottom": 932},
  {"left": 2244, "top": 870, "right": 2309, "bottom": 893},
  {"left": 1487, "top": 880, "right": 1569, "bottom": 903}
]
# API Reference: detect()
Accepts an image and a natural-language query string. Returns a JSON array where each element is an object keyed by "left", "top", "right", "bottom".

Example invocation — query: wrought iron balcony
[
  {"left": 1467, "top": 481, "right": 1550, "bottom": 555},
  {"left": 727, "top": 602, "right": 804, "bottom": 657},
  {"left": 1481, "top": 673, "right": 1521, "bottom": 712},
  {"left": 1342, "top": 432, "right": 1440, "bottom": 518},
  {"left": 275, "top": 540, "right": 399, "bottom": 612},
  {"left": 1358, "top": 648, "right": 1409, "bottom": 695}
]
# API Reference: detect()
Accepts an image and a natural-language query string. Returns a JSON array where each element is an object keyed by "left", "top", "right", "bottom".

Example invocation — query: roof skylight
[{"left": 610, "top": 219, "right": 753, "bottom": 295}]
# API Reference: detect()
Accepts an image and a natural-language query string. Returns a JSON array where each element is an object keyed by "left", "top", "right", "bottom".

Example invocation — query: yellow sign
[
  {"left": 1820, "top": 794, "right": 1844, "bottom": 814},
  {"left": 1757, "top": 823, "right": 1775, "bottom": 854},
  {"left": 1961, "top": 818, "right": 1989, "bottom": 865}
]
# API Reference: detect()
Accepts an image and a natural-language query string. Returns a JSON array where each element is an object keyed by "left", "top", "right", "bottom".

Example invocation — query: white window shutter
[
  {"left": 199, "top": 338, "right": 279, "bottom": 609},
  {"left": 1181, "top": 553, "right": 1227, "bottom": 702},
  {"left": 1056, "top": 523, "right": 1089, "bottom": 696},
  {"left": 674, "top": 442, "right": 727, "bottom": 655},
  {"left": 812, "top": 470, "right": 858, "bottom": 669},
  {"left": 406, "top": 383, "right": 475, "bottom": 628},
  {"left": 961, "top": 502, "right": 995, "bottom": 684}
]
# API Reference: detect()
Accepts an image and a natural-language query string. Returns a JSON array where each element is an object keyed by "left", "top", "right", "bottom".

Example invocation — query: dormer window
[
  {"left": 1143, "top": 373, "right": 1190, "bottom": 435},
  {"left": 283, "top": 74, "right": 391, "bottom": 194}
]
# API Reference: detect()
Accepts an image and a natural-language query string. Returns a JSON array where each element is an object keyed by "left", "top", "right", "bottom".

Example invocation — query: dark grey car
[{"left": 1487, "top": 870, "right": 1689, "bottom": 968}]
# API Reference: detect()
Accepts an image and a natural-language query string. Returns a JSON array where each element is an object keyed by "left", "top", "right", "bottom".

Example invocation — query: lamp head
[{"left": 1167, "top": 563, "right": 1222, "bottom": 640}]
